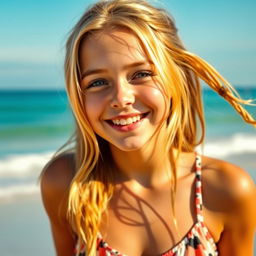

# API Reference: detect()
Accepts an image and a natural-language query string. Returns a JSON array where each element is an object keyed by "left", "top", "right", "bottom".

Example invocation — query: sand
[{"left": 0, "top": 193, "right": 55, "bottom": 256}]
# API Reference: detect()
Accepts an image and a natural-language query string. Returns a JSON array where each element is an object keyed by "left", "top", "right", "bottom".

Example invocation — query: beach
[
  {"left": 0, "top": 194, "right": 55, "bottom": 256},
  {"left": 0, "top": 88, "right": 255, "bottom": 255}
]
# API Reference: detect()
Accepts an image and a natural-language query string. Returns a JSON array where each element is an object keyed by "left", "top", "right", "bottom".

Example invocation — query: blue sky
[{"left": 0, "top": 0, "right": 255, "bottom": 90}]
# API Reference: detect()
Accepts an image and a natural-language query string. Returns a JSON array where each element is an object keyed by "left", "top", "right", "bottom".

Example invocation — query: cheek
[
  {"left": 84, "top": 95, "right": 103, "bottom": 127},
  {"left": 141, "top": 87, "right": 169, "bottom": 119}
]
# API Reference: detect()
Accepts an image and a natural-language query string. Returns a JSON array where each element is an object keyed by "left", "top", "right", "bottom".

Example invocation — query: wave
[
  {"left": 0, "top": 152, "right": 53, "bottom": 201},
  {"left": 0, "top": 151, "right": 53, "bottom": 178},
  {"left": 200, "top": 133, "right": 256, "bottom": 158},
  {"left": 0, "top": 133, "right": 255, "bottom": 199},
  {"left": 0, "top": 183, "right": 39, "bottom": 201}
]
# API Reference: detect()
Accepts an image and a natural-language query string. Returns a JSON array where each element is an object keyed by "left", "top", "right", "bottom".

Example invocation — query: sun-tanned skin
[
  {"left": 41, "top": 152, "right": 255, "bottom": 256},
  {"left": 41, "top": 28, "right": 255, "bottom": 256},
  {"left": 41, "top": 154, "right": 76, "bottom": 256}
]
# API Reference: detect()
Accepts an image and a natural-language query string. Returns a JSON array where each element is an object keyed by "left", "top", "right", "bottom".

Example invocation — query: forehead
[{"left": 79, "top": 29, "right": 149, "bottom": 69}]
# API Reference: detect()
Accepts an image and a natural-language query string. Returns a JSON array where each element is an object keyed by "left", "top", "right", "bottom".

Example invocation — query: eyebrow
[{"left": 80, "top": 61, "right": 153, "bottom": 80}]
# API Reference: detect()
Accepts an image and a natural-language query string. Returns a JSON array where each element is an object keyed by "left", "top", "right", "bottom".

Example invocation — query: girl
[{"left": 41, "top": 0, "right": 256, "bottom": 255}]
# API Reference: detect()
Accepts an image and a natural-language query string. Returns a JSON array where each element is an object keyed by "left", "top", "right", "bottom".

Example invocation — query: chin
[{"left": 110, "top": 138, "right": 147, "bottom": 152}]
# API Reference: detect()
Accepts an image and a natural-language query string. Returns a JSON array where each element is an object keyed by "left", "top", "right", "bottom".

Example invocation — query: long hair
[{"left": 62, "top": 0, "right": 256, "bottom": 255}]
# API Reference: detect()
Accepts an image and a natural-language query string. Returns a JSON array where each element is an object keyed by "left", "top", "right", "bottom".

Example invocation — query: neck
[{"left": 110, "top": 135, "right": 173, "bottom": 189}]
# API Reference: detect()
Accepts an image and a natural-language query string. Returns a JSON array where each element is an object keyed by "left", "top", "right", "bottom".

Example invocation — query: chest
[{"left": 99, "top": 176, "right": 198, "bottom": 256}]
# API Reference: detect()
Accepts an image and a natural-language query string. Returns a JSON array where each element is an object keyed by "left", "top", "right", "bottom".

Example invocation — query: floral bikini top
[{"left": 75, "top": 154, "right": 218, "bottom": 256}]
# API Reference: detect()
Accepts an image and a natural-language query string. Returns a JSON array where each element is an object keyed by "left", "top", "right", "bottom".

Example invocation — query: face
[{"left": 79, "top": 29, "right": 169, "bottom": 152}]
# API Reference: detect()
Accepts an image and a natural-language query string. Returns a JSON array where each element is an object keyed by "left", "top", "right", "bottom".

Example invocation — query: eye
[
  {"left": 132, "top": 70, "right": 153, "bottom": 80},
  {"left": 86, "top": 79, "right": 108, "bottom": 89}
]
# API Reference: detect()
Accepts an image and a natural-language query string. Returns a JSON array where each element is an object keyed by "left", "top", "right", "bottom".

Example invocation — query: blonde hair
[{"left": 62, "top": 0, "right": 256, "bottom": 255}]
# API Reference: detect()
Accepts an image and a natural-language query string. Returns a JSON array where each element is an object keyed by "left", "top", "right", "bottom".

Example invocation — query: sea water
[
  {"left": 0, "top": 87, "right": 255, "bottom": 199},
  {"left": 0, "top": 88, "right": 255, "bottom": 255}
]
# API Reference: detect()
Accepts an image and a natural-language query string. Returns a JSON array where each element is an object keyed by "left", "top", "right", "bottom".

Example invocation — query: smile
[
  {"left": 105, "top": 112, "right": 149, "bottom": 132},
  {"left": 111, "top": 115, "right": 141, "bottom": 125}
]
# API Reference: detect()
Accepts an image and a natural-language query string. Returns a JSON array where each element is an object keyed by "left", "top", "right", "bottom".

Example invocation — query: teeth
[
  {"left": 120, "top": 119, "right": 126, "bottom": 125},
  {"left": 112, "top": 115, "right": 141, "bottom": 125}
]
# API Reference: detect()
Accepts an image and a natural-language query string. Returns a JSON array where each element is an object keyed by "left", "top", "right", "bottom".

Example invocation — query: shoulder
[
  {"left": 40, "top": 152, "right": 76, "bottom": 223},
  {"left": 201, "top": 155, "right": 255, "bottom": 201},
  {"left": 40, "top": 153, "right": 79, "bottom": 254},
  {"left": 41, "top": 152, "right": 76, "bottom": 187},
  {"left": 40, "top": 152, "right": 76, "bottom": 198},
  {"left": 201, "top": 155, "right": 256, "bottom": 226}
]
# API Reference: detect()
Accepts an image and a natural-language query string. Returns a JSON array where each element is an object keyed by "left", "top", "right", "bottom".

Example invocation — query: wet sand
[{"left": 0, "top": 193, "right": 55, "bottom": 256}]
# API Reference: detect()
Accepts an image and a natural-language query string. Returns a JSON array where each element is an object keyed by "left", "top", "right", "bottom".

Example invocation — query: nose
[{"left": 110, "top": 79, "right": 135, "bottom": 108}]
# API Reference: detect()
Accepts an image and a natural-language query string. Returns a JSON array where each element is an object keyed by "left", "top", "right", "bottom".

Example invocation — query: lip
[
  {"left": 107, "top": 112, "right": 146, "bottom": 121},
  {"left": 105, "top": 112, "right": 149, "bottom": 132}
]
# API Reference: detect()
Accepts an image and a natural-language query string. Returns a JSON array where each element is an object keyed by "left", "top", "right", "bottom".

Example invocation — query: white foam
[
  {"left": 0, "top": 183, "right": 39, "bottom": 201},
  {"left": 0, "top": 133, "right": 255, "bottom": 199},
  {"left": 0, "top": 151, "right": 55, "bottom": 200},
  {"left": 199, "top": 133, "right": 256, "bottom": 158},
  {"left": 0, "top": 152, "right": 53, "bottom": 178}
]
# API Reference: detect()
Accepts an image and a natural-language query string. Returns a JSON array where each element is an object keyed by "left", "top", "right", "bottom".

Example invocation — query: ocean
[{"left": 0, "top": 87, "right": 255, "bottom": 255}]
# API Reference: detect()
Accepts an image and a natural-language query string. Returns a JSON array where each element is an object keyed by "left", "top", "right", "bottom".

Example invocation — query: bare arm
[
  {"left": 216, "top": 164, "right": 256, "bottom": 255},
  {"left": 40, "top": 153, "right": 76, "bottom": 256}
]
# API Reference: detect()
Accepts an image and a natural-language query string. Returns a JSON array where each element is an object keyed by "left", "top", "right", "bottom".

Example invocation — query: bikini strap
[{"left": 195, "top": 153, "right": 204, "bottom": 223}]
